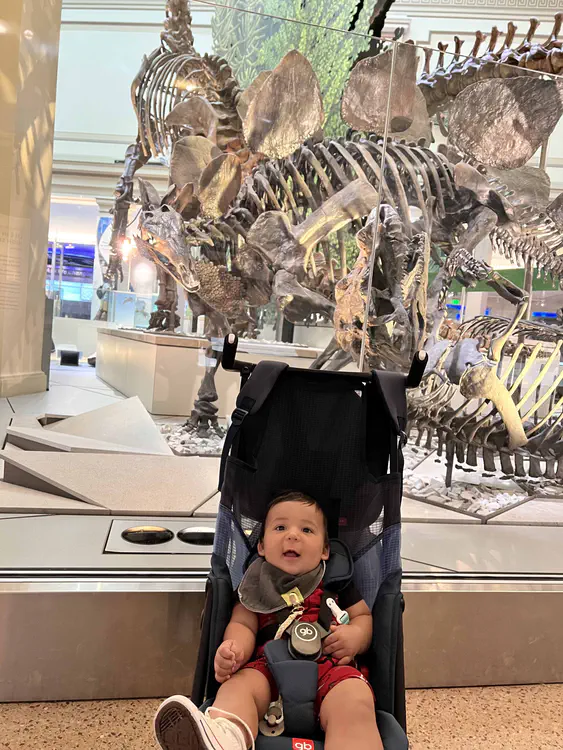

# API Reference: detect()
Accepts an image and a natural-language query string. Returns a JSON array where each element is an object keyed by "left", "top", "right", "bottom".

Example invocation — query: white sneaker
[{"left": 154, "top": 695, "right": 253, "bottom": 750}]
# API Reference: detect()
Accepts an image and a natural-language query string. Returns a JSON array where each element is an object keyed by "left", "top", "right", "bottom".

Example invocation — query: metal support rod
[
  {"left": 539, "top": 139, "right": 548, "bottom": 171},
  {"left": 359, "top": 39, "right": 398, "bottom": 373},
  {"left": 524, "top": 256, "right": 534, "bottom": 321},
  {"left": 445, "top": 441, "right": 455, "bottom": 488}
]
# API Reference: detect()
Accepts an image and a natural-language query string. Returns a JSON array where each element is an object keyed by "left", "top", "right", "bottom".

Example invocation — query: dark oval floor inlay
[
  {"left": 177, "top": 527, "right": 215, "bottom": 545},
  {"left": 121, "top": 526, "right": 174, "bottom": 545}
]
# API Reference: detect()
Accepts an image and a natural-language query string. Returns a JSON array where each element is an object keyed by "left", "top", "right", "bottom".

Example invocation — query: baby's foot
[{"left": 154, "top": 695, "right": 251, "bottom": 750}]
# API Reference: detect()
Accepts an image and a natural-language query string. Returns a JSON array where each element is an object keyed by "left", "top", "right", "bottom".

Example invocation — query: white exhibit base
[
  {"left": 52, "top": 318, "right": 117, "bottom": 359},
  {"left": 96, "top": 328, "right": 322, "bottom": 417}
]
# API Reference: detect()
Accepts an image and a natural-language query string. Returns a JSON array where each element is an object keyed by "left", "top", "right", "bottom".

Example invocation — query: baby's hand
[
  {"left": 214, "top": 639, "right": 245, "bottom": 683},
  {"left": 323, "top": 623, "right": 363, "bottom": 666}
]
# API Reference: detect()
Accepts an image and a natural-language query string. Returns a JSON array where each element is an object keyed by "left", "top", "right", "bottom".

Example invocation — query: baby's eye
[
  {"left": 303, "top": 527, "right": 313, "bottom": 534},
  {"left": 274, "top": 525, "right": 286, "bottom": 532}
]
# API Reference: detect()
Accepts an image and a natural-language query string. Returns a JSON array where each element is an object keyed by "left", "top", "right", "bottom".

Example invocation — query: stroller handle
[
  {"left": 222, "top": 334, "right": 427, "bottom": 388},
  {"left": 406, "top": 350, "right": 428, "bottom": 389},
  {"left": 222, "top": 333, "right": 240, "bottom": 371}
]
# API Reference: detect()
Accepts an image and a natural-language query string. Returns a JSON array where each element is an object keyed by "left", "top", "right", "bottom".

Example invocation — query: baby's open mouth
[{"left": 283, "top": 550, "right": 300, "bottom": 558}]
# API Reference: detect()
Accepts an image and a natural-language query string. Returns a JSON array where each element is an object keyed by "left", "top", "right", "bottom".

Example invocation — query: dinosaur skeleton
[
  {"left": 334, "top": 203, "right": 563, "bottom": 486},
  {"left": 135, "top": 128, "right": 556, "bottom": 447},
  {"left": 458, "top": 163, "right": 563, "bottom": 278},
  {"left": 96, "top": 0, "right": 244, "bottom": 326},
  {"left": 408, "top": 313, "right": 563, "bottom": 483},
  {"left": 170, "top": 137, "right": 563, "bottom": 289},
  {"left": 419, "top": 14, "right": 563, "bottom": 116},
  {"left": 103, "top": 2, "right": 563, "bottom": 483},
  {"left": 131, "top": 73, "right": 563, "bottom": 452}
]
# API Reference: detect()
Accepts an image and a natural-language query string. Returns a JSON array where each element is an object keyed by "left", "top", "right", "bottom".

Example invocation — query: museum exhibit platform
[
  {"left": 96, "top": 329, "right": 322, "bottom": 416},
  {"left": 0, "top": 396, "right": 561, "bottom": 703}
]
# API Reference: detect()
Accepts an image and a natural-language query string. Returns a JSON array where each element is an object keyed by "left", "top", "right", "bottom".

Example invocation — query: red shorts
[{"left": 243, "top": 653, "right": 374, "bottom": 716}]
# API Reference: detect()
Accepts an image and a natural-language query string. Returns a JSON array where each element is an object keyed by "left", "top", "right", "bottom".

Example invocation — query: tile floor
[
  {"left": 1, "top": 685, "right": 560, "bottom": 750},
  {"left": 1, "top": 363, "right": 563, "bottom": 575}
]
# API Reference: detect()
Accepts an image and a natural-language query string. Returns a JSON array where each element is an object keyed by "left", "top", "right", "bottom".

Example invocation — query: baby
[{"left": 155, "top": 491, "right": 383, "bottom": 750}]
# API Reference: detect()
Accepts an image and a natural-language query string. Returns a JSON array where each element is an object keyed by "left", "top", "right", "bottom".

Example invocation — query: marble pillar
[{"left": 0, "top": 0, "right": 63, "bottom": 396}]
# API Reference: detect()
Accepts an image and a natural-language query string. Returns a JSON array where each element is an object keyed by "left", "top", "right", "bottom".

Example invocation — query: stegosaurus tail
[{"left": 418, "top": 14, "right": 563, "bottom": 115}]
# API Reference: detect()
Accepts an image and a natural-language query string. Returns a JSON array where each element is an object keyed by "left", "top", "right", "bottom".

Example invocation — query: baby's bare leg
[
  {"left": 211, "top": 668, "right": 271, "bottom": 741},
  {"left": 320, "top": 679, "right": 383, "bottom": 750}
]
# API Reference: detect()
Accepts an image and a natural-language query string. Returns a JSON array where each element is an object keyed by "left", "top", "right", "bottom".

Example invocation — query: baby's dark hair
[{"left": 261, "top": 490, "right": 329, "bottom": 545}]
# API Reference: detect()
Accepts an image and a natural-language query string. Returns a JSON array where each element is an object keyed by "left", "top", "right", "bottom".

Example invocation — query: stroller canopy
[{"left": 214, "top": 362, "right": 407, "bottom": 609}]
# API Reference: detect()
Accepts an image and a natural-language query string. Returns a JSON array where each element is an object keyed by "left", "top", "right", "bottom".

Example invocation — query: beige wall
[{"left": 0, "top": 0, "right": 63, "bottom": 396}]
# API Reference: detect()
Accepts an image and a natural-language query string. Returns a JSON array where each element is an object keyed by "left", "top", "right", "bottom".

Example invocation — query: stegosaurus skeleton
[{"left": 104, "top": 1, "right": 563, "bottom": 482}]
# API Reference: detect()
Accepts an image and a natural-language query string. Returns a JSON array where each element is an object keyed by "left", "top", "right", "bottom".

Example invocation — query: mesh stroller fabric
[
  {"left": 214, "top": 367, "right": 405, "bottom": 610},
  {"left": 193, "top": 363, "right": 410, "bottom": 745}
]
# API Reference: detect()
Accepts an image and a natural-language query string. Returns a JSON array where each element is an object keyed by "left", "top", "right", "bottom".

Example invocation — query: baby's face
[{"left": 258, "top": 501, "right": 329, "bottom": 575}]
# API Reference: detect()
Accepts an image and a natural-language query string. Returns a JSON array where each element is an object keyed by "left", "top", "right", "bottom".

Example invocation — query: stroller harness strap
[
  {"left": 219, "top": 361, "right": 289, "bottom": 490},
  {"left": 264, "top": 639, "right": 319, "bottom": 737}
]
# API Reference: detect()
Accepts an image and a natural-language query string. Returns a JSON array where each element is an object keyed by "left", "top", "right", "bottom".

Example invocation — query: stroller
[{"left": 192, "top": 335, "right": 427, "bottom": 750}]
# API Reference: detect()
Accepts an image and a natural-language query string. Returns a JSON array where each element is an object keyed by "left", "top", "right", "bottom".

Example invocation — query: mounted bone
[
  {"left": 547, "top": 192, "right": 563, "bottom": 232},
  {"left": 245, "top": 179, "right": 379, "bottom": 277},
  {"left": 454, "top": 163, "right": 494, "bottom": 202},
  {"left": 419, "top": 13, "right": 563, "bottom": 115},
  {"left": 335, "top": 205, "right": 428, "bottom": 370},
  {"left": 448, "top": 77, "right": 563, "bottom": 169},
  {"left": 459, "top": 364, "right": 527, "bottom": 449},
  {"left": 390, "top": 88, "right": 432, "bottom": 145},
  {"left": 243, "top": 50, "right": 324, "bottom": 158},
  {"left": 135, "top": 205, "right": 201, "bottom": 294},
  {"left": 342, "top": 42, "right": 418, "bottom": 134},
  {"left": 198, "top": 152, "right": 242, "bottom": 218},
  {"left": 485, "top": 165, "right": 551, "bottom": 212},
  {"left": 273, "top": 270, "right": 335, "bottom": 322},
  {"left": 174, "top": 183, "right": 200, "bottom": 219},
  {"left": 236, "top": 70, "right": 271, "bottom": 122},
  {"left": 165, "top": 97, "right": 219, "bottom": 142},
  {"left": 161, "top": 0, "right": 194, "bottom": 53},
  {"left": 170, "top": 135, "right": 221, "bottom": 191},
  {"left": 137, "top": 177, "right": 162, "bottom": 210}
]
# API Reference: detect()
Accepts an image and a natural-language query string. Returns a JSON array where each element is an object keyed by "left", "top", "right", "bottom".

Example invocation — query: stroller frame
[{"left": 192, "top": 335, "right": 427, "bottom": 750}]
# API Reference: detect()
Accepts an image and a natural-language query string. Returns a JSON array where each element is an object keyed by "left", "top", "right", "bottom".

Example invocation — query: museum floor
[
  {"left": 1, "top": 362, "right": 563, "bottom": 576},
  {"left": 1, "top": 685, "right": 560, "bottom": 750}
]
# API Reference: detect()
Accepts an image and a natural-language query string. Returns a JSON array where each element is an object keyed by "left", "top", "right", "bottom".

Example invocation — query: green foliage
[
  {"left": 256, "top": 0, "right": 372, "bottom": 137},
  {"left": 211, "top": 0, "right": 372, "bottom": 136},
  {"left": 327, "top": 233, "right": 359, "bottom": 271},
  {"left": 211, "top": 0, "right": 269, "bottom": 87}
]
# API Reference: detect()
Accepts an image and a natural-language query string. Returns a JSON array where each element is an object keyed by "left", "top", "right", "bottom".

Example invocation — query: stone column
[{"left": 0, "top": 0, "right": 63, "bottom": 396}]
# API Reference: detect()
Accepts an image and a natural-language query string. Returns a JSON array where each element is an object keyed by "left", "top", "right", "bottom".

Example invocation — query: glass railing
[{"left": 44, "top": 0, "right": 563, "bottom": 576}]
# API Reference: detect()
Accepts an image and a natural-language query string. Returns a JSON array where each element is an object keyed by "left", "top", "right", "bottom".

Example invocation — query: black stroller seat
[{"left": 192, "top": 336, "right": 427, "bottom": 750}]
